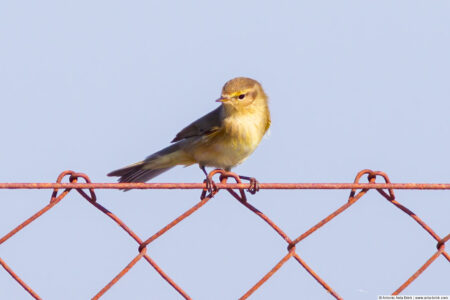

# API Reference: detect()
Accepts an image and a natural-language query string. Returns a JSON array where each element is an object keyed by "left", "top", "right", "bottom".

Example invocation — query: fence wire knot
[{"left": 0, "top": 169, "right": 448, "bottom": 300}]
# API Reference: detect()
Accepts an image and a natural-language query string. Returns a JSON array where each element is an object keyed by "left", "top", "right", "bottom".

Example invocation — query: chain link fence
[{"left": 1, "top": 169, "right": 449, "bottom": 299}]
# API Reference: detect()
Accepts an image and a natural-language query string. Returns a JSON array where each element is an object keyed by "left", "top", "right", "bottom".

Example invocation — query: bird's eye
[{"left": 238, "top": 94, "right": 246, "bottom": 100}]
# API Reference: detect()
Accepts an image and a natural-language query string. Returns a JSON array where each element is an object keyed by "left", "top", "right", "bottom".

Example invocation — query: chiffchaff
[{"left": 108, "top": 77, "right": 271, "bottom": 185}]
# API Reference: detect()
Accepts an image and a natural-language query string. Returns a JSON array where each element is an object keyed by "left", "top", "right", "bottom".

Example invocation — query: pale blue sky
[{"left": 1, "top": 1, "right": 449, "bottom": 299}]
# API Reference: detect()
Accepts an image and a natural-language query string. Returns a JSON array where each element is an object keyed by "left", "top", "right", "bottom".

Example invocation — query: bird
[{"left": 107, "top": 77, "right": 271, "bottom": 189}]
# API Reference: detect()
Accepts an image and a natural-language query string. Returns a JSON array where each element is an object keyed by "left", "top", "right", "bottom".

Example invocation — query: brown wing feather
[{"left": 171, "top": 106, "right": 223, "bottom": 142}]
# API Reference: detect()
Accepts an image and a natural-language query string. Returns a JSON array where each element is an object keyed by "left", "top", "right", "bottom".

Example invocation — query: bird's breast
[
  {"left": 222, "top": 113, "right": 265, "bottom": 149},
  {"left": 190, "top": 110, "right": 268, "bottom": 169}
]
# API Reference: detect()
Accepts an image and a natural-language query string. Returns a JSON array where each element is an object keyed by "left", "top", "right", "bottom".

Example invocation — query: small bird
[{"left": 108, "top": 77, "right": 271, "bottom": 188}]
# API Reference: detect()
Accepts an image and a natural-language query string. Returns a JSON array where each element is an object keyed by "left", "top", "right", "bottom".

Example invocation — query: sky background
[{"left": 1, "top": 1, "right": 449, "bottom": 299}]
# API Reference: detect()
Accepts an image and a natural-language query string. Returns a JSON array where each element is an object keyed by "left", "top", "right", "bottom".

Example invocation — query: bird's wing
[{"left": 171, "top": 106, "right": 223, "bottom": 142}]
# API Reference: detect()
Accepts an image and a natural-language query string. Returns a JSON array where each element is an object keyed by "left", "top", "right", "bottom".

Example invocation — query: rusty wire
[{"left": 0, "top": 169, "right": 448, "bottom": 299}]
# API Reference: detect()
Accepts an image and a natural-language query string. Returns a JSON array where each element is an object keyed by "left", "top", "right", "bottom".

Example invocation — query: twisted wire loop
[{"left": 0, "top": 170, "right": 449, "bottom": 299}]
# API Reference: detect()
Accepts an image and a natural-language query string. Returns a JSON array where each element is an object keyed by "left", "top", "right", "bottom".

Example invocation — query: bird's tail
[
  {"left": 107, "top": 163, "right": 174, "bottom": 184},
  {"left": 107, "top": 143, "right": 193, "bottom": 185}
]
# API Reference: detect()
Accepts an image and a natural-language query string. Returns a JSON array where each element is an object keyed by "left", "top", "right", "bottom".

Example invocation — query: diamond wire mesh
[{"left": 0, "top": 169, "right": 449, "bottom": 299}]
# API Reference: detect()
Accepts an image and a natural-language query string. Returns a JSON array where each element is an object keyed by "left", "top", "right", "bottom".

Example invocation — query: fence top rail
[{"left": 1, "top": 182, "right": 450, "bottom": 190}]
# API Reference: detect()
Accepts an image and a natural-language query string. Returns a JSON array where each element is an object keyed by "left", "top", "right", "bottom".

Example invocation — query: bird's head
[{"left": 216, "top": 77, "right": 267, "bottom": 112}]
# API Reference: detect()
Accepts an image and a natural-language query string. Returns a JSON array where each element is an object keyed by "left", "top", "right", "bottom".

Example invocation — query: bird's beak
[{"left": 215, "top": 97, "right": 228, "bottom": 103}]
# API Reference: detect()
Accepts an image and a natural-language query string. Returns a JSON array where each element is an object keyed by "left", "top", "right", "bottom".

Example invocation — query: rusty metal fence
[{"left": 1, "top": 169, "right": 449, "bottom": 299}]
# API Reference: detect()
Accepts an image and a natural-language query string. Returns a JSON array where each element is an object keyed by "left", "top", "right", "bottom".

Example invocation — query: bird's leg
[
  {"left": 200, "top": 165, "right": 217, "bottom": 193},
  {"left": 236, "top": 174, "right": 260, "bottom": 194}
]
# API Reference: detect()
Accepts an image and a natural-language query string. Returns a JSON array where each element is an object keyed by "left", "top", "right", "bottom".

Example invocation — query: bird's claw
[
  {"left": 237, "top": 175, "right": 260, "bottom": 194},
  {"left": 247, "top": 177, "right": 260, "bottom": 194},
  {"left": 203, "top": 177, "right": 218, "bottom": 194}
]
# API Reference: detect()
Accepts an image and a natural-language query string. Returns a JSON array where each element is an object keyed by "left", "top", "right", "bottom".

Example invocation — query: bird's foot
[
  {"left": 200, "top": 166, "right": 219, "bottom": 194},
  {"left": 238, "top": 175, "right": 260, "bottom": 194},
  {"left": 203, "top": 176, "right": 218, "bottom": 194}
]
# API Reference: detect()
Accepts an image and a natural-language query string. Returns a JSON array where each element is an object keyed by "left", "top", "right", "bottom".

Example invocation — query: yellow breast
[{"left": 190, "top": 108, "right": 270, "bottom": 169}]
